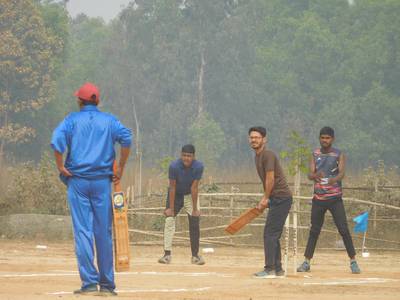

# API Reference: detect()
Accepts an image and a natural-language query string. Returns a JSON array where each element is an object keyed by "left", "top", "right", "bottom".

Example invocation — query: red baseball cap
[{"left": 74, "top": 82, "right": 100, "bottom": 104}]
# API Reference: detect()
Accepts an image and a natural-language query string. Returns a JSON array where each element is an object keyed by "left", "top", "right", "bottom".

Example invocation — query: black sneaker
[
  {"left": 275, "top": 269, "right": 285, "bottom": 277},
  {"left": 73, "top": 284, "right": 98, "bottom": 295},
  {"left": 350, "top": 261, "right": 361, "bottom": 274},
  {"left": 99, "top": 287, "right": 118, "bottom": 296},
  {"left": 253, "top": 269, "right": 276, "bottom": 279},
  {"left": 158, "top": 254, "right": 172, "bottom": 264},
  {"left": 191, "top": 255, "right": 205, "bottom": 265},
  {"left": 297, "top": 261, "right": 311, "bottom": 272}
]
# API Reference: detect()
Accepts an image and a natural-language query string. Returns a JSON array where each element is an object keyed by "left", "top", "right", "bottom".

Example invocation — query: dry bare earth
[{"left": 0, "top": 240, "right": 399, "bottom": 300}]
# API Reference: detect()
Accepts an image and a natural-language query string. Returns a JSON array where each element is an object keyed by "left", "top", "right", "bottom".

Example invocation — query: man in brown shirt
[{"left": 249, "top": 126, "right": 292, "bottom": 278}]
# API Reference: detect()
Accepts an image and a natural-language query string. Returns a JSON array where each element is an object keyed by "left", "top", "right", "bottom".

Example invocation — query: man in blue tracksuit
[{"left": 51, "top": 82, "right": 132, "bottom": 296}]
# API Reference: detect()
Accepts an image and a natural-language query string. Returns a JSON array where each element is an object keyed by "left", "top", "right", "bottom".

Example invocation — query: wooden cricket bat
[
  {"left": 112, "top": 161, "right": 130, "bottom": 272},
  {"left": 225, "top": 207, "right": 263, "bottom": 235}
]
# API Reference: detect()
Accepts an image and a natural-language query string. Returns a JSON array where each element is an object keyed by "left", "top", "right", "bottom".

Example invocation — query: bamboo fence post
[
  {"left": 209, "top": 193, "right": 211, "bottom": 217},
  {"left": 293, "top": 163, "right": 300, "bottom": 274},
  {"left": 373, "top": 178, "right": 379, "bottom": 231},
  {"left": 284, "top": 215, "right": 290, "bottom": 275},
  {"left": 131, "top": 185, "right": 136, "bottom": 207},
  {"left": 147, "top": 179, "right": 152, "bottom": 197},
  {"left": 229, "top": 186, "right": 234, "bottom": 245},
  {"left": 127, "top": 186, "right": 131, "bottom": 205}
]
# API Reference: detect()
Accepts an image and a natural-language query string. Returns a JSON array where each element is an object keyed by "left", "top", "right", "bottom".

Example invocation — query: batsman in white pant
[{"left": 158, "top": 144, "right": 205, "bottom": 265}]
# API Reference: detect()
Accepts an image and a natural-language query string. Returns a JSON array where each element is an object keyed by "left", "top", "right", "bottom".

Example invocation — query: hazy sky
[{"left": 67, "top": 0, "right": 133, "bottom": 22}]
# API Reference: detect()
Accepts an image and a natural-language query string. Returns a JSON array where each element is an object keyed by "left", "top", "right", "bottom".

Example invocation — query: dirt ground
[{"left": 0, "top": 240, "right": 399, "bottom": 300}]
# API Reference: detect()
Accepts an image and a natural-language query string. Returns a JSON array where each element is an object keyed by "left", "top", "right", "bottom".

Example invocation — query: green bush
[{"left": 0, "top": 152, "right": 67, "bottom": 215}]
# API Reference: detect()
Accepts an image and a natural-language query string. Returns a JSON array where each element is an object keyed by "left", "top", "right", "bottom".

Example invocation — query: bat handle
[{"left": 113, "top": 160, "right": 122, "bottom": 192}]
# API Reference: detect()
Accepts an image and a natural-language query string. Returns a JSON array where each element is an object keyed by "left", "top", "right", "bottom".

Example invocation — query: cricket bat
[
  {"left": 112, "top": 161, "right": 130, "bottom": 272},
  {"left": 225, "top": 207, "right": 263, "bottom": 235}
]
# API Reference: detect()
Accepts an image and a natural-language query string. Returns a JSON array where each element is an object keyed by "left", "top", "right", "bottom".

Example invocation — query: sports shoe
[
  {"left": 275, "top": 269, "right": 285, "bottom": 277},
  {"left": 73, "top": 284, "right": 98, "bottom": 295},
  {"left": 297, "top": 261, "right": 311, "bottom": 272},
  {"left": 98, "top": 287, "right": 117, "bottom": 296},
  {"left": 191, "top": 255, "right": 205, "bottom": 265},
  {"left": 350, "top": 261, "right": 361, "bottom": 274},
  {"left": 254, "top": 269, "right": 276, "bottom": 279},
  {"left": 158, "top": 254, "right": 171, "bottom": 264}
]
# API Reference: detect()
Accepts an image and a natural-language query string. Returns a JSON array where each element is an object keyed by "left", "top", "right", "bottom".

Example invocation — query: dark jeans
[
  {"left": 264, "top": 197, "right": 292, "bottom": 271},
  {"left": 304, "top": 198, "right": 356, "bottom": 259},
  {"left": 165, "top": 191, "right": 200, "bottom": 257}
]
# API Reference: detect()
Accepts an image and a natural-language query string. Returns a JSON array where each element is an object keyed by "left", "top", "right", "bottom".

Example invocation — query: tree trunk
[
  {"left": 294, "top": 161, "right": 301, "bottom": 196},
  {"left": 0, "top": 139, "right": 4, "bottom": 172},
  {"left": 197, "top": 50, "right": 206, "bottom": 117},
  {"left": 131, "top": 95, "right": 142, "bottom": 202},
  {"left": 0, "top": 111, "right": 8, "bottom": 171}
]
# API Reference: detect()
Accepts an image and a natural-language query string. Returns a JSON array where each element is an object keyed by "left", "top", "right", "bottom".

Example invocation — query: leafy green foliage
[
  {"left": 1, "top": 152, "right": 67, "bottom": 215},
  {"left": 280, "top": 131, "right": 311, "bottom": 176},
  {"left": 156, "top": 156, "right": 175, "bottom": 177},
  {"left": 151, "top": 215, "right": 165, "bottom": 232},
  {"left": 0, "top": 0, "right": 65, "bottom": 163},
  {"left": 362, "top": 160, "right": 399, "bottom": 188},
  {"left": 188, "top": 113, "right": 227, "bottom": 168},
  {"left": 3, "top": 0, "right": 400, "bottom": 172},
  {"left": 0, "top": 0, "right": 69, "bottom": 163},
  {"left": 201, "top": 183, "right": 220, "bottom": 193}
]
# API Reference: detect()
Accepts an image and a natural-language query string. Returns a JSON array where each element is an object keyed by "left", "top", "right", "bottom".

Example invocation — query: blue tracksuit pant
[{"left": 67, "top": 176, "right": 115, "bottom": 290}]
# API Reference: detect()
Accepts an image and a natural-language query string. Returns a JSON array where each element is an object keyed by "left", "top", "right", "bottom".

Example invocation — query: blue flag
[{"left": 353, "top": 211, "right": 369, "bottom": 233}]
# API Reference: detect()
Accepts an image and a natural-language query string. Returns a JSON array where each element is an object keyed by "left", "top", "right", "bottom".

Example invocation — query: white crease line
[
  {"left": 304, "top": 278, "right": 398, "bottom": 286},
  {"left": 47, "top": 287, "right": 211, "bottom": 295},
  {"left": 0, "top": 273, "right": 77, "bottom": 278},
  {"left": 0, "top": 271, "right": 233, "bottom": 278},
  {"left": 119, "top": 287, "right": 211, "bottom": 293},
  {"left": 138, "top": 271, "right": 234, "bottom": 278},
  {"left": 46, "top": 291, "right": 71, "bottom": 295},
  {"left": 52, "top": 270, "right": 76, "bottom": 273}
]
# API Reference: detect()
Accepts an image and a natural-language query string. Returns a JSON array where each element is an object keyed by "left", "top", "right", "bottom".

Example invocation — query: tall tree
[
  {"left": 0, "top": 0, "right": 63, "bottom": 165},
  {"left": 52, "top": 0, "right": 400, "bottom": 169}
]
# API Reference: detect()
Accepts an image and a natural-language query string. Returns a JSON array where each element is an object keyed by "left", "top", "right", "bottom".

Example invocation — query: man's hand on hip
[
  {"left": 58, "top": 166, "right": 72, "bottom": 177},
  {"left": 112, "top": 166, "right": 124, "bottom": 184}
]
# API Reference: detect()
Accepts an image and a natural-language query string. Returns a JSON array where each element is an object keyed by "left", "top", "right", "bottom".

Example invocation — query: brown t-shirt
[{"left": 255, "top": 149, "right": 292, "bottom": 198}]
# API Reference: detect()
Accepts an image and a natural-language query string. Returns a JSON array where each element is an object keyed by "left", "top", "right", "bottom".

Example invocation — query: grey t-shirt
[{"left": 255, "top": 149, "right": 292, "bottom": 198}]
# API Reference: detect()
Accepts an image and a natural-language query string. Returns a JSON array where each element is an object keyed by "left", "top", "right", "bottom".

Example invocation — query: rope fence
[{"left": 126, "top": 191, "right": 399, "bottom": 275}]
